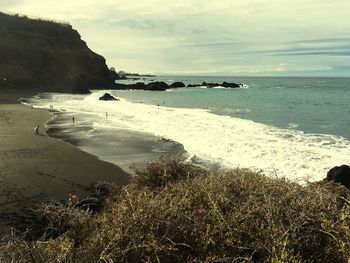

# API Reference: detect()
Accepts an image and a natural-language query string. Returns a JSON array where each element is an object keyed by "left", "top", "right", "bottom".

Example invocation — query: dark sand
[
  {"left": 0, "top": 90, "right": 130, "bottom": 233},
  {"left": 46, "top": 111, "right": 186, "bottom": 174}
]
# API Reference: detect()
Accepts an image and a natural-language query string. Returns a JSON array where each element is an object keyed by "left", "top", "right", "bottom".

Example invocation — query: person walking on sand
[
  {"left": 34, "top": 125, "right": 39, "bottom": 135},
  {"left": 72, "top": 116, "right": 75, "bottom": 123}
]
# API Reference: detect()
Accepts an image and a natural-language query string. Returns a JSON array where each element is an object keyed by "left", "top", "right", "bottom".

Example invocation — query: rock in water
[
  {"left": 221, "top": 82, "right": 241, "bottom": 88},
  {"left": 325, "top": 165, "right": 350, "bottom": 188},
  {"left": 145, "top": 81, "right": 169, "bottom": 91},
  {"left": 187, "top": 82, "right": 241, "bottom": 88},
  {"left": 99, "top": 93, "right": 118, "bottom": 101},
  {"left": 115, "top": 81, "right": 168, "bottom": 91},
  {"left": 170, "top": 82, "right": 186, "bottom": 88}
]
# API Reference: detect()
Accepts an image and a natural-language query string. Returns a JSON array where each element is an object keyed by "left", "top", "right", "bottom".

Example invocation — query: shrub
[
  {"left": 131, "top": 155, "right": 208, "bottom": 189},
  {"left": 1, "top": 157, "right": 350, "bottom": 262},
  {"left": 82, "top": 168, "right": 350, "bottom": 262}
]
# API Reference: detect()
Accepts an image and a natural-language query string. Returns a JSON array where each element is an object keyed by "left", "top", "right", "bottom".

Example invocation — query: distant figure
[
  {"left": 72, "top": 116, "right": 75, "bottom": 123},
  {"left": 68, "top": 193, "right": 79, "bottom": 207},
  {"left": 34, "top": 125, "right": 39, "bottom": 135},
  {"left": 49, "top": 105, "right": 54, "bottom": 111},
  {"left": 106, "top": 112, "right": 108, "bottom": 119}
]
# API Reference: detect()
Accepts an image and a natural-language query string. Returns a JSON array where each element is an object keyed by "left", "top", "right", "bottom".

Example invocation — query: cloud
[
  {"left": 2, "top": 0, "right": 350, "bottom": 75},
  {"left": 276, "top": 51, "right": 350, "bottom": 57}
]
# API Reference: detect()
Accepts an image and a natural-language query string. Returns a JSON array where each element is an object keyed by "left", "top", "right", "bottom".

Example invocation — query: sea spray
[{"left": 25, "top": 90, "right": 350, "bottom": 183}]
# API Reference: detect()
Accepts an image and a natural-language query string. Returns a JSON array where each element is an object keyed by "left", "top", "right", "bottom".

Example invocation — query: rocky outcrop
[
  {"left": 325, "top": 165, "right": 350, "bottom": 188},
  {"left": 145, "top": 81, "right": 169, "bottom": 91},
  {"left": 115, "top": 81, "right": 169, "bottom": 91},
  {"left": 0, "top": 12, "right": 115, "bottom": 94},
  {"left": 99, "top": 93, "right": 118, "bottom": 101},
  {"left": 170, "top": 82, "right": 186, "bottom": 88},
  {"left": 220, "top": 82, "right": 241, "bottom": 88},
  {"left": 187, "top": 82, "right": 241, "bottom": 88}
]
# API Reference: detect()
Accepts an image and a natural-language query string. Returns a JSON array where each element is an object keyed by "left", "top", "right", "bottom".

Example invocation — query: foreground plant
[{"left": 1, "top": 156, "right": 350, "bottom": 262}]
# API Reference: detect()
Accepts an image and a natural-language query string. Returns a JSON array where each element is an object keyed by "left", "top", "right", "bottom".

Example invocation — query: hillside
[{"left": 0, "top": 12, "right": 115, "bottom": 94}]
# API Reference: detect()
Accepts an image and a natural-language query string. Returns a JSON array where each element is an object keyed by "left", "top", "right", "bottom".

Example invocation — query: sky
[{"left": 2, "top": 0, "right": 350, "bottom": 76}]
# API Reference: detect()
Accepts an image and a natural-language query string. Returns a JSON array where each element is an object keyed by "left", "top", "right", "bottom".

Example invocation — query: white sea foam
[
  {"left": 216, "top": 108, "right": 252, "bottom": 114},
  {"left": 27, "top": 91, "right": 350, "bottom": 183},
  {"left": 287, "top": 123, "right": 299, "bottom": 129}
]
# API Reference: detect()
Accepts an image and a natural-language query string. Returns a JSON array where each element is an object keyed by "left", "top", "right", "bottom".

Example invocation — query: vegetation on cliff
[
  {"left": 0, "top": 12, "right": 115, "bottom": 93},
  {"left": 0, "top": 156, "right": 350, "bottom": 262}
]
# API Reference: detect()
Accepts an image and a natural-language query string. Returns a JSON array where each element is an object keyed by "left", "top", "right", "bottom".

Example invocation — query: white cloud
[{"left": 2, "top": 0, "right": 350, "bottom": 75}]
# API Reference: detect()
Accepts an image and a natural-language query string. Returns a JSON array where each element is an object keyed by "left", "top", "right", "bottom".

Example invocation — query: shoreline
[
  {"left": 0, "top": 90, "right": 131, "bottom": 233},
  {"left": 26, "top": 88, "right": 349, "bottom": 183},
  {"left": 42, "top": 105, "right": 187, "bottom": 174}
]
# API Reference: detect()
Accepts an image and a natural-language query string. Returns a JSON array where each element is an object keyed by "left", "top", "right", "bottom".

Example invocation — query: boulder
[
  {"left": 325, "top": 165, "right": 350, "bottom": 188},
  {"left": 134, "top": 82, "right": 147, "bottom": 89},
  {"left": 204, "top": 82, "right": 220, "bottom": 88},
  {"left": 170, "top": 81, "right": 186, "bottom": 88},
  {"left": 145, "top": 81, "right": 169, "bottom": 91},
  {"left": 115, "top": 82, "right": 146, "bottom": 90},
  {"left": 99, "top": 93, "right": 118, "bottom": 101},
  {"left": 221, "top": 82, "right": 241, "bottom": 88},
  {"left": 114, "top": 82, "right": 168, "bottom": 91},
  {"left": 187, "top": 82, "right": 241, "bottom": 88},
  {"left": 187, "top": 84, "right": 202, "bottom": 87}
]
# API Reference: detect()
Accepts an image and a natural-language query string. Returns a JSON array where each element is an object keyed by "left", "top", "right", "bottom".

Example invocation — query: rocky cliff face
[{"left": 0, "top": 12, "right": 115, "bottom": 93}]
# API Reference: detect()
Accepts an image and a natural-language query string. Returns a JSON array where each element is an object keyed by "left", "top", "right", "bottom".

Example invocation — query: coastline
[
  {"left": 41, "top": 103, "right": 187, "bottom": 174},
  {"left": 0, "top": 90, "right": 130, "bottom": 233}
]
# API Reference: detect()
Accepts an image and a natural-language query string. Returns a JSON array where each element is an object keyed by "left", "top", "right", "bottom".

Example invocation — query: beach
[{"left": 0, "top": 90, "right": 130, "bottom": 233}]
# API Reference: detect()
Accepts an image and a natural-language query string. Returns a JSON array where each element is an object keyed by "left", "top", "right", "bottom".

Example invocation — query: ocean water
[{"left": 25, "top": 76, "right": 350, "bottom": 182}]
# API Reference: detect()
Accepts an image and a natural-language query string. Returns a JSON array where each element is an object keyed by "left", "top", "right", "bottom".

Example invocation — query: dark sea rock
[
  {"left": 115, "top": 82, "right": 145, "bottom": 90},
  {"left": 187, "top": 84, "right": 202, "bottom": 87},
  {"left": 170, "top": 81, "right": 186, "bottom": 88},
  {"left": 99, "top": 93, "right": 118, "bottom": 101},
  {"left": 114, "top": 81, "right": 169, "bottom": 91},
  {"left": 187, "top": 82, "right": 241, "bottom": 88},
  {"left": 115, "top": 74, "right": 127, "bottom": 80},
  {"left": 145, "top": 81, "right": 169, "bottom": 91},
  {"left": 221, "top": 82, "right": 241, "bottom": 88},
  {"left": 325, "top": 165, "right": 350, "bottom": 188}
]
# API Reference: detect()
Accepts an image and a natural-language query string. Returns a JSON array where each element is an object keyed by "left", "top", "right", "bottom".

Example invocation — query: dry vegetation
[{"left": 1, "top": 156, "right": 350, "bottom": 262}]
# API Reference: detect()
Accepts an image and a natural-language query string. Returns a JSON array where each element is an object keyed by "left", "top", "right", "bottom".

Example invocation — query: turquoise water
[
  {"left": 114, "top": 76, "right": 350, "bottom": 139},
  {"left": 26, "top": 76, "right": 350, "bottom": 182}
]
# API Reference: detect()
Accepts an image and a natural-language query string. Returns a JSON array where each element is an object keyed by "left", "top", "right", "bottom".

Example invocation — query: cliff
[{"left": 0, "top": 12, "right": 115, "bottom": 94}]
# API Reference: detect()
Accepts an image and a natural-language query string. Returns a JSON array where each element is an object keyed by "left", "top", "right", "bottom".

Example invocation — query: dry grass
[{"left": 1, "top": 156, "right": 350, "bottom": 262}]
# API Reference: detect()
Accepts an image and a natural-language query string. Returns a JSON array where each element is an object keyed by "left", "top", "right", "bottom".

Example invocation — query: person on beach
[
  {"left": 68, "top": 193, "right": 79, "bottom": 206},
  {"left": 106, "top": 112, "right": 108, "bottom": 118},
  {"left": 34, "top": 125, "right": 39, "bottom": 135},
  {"left": 72, "top": 116, "right": 75, "bottom": 123}
]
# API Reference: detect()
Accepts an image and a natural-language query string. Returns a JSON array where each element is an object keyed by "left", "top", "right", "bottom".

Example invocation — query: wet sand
[{"left": 0, "top": 92, "right": 130, "bottom": 233}]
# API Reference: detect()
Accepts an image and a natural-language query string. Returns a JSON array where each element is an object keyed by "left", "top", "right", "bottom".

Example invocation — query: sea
[{"left": 23, "top": 76, "right": 350, "bottom": 183}]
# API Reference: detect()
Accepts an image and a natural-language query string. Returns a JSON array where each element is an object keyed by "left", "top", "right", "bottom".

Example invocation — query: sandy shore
[{"left": 0, "top": 92, "right": 130, "bottom": 233}]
